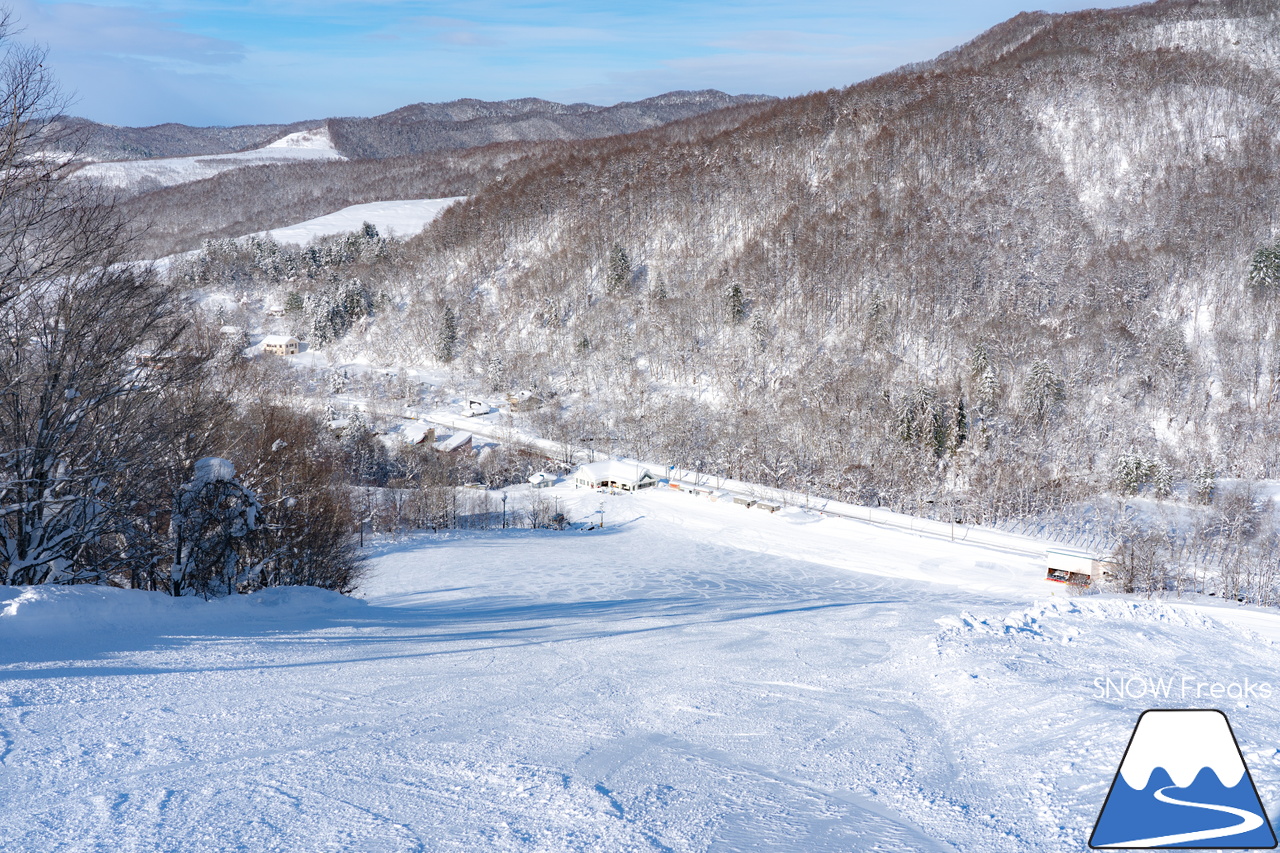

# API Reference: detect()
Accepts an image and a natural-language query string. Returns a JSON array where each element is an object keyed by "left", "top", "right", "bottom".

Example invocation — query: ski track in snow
[{"left": 2, "top": 487, "right": 1280, "bottom": 851}]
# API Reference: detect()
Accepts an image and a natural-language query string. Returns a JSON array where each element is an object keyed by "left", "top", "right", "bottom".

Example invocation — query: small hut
[
  {"left": 261, "top": 335, "right": 300, "bottom": 356},
  {"left": 1045, "top": 549, "right": 1117, "bottom": 586}
]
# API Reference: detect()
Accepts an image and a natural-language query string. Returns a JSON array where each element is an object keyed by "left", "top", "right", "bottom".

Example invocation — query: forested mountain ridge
[
  {"left": 119, "top": 99, "right": 778, "bottom": 258},
  {"left": 367, "top": 1, "right": 1280, "bottom": 509},
  {"left": 66, "top": 90, "right": 775, "bottom": 162},
  {"left": 326, "top": 90, "right": 775, "bottom": 160},
  {"left": 180, "top": 0, "right": 1280, "bottom": 584},
  {"left": 57, "top": 115, "right": 312, "bottom": 161}
]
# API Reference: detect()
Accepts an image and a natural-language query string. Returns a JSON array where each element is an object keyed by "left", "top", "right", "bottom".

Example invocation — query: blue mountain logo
[{"left": 1091, "top": 709, "right": 1276, "bottom": 849}]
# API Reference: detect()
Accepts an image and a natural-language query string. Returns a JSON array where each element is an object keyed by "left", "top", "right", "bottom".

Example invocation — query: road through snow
[{"left": 2, "top": 487, "right": 1280, "bottom": 851}]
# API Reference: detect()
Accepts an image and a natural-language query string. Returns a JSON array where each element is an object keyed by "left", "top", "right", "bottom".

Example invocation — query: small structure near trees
[
  {"left": 435, "top": 431, "right": 474, "bottom": 455},
  {"left": 1045, "top": 549, "right": 1116, "bottom": 587},
  {"left": 529, "top": 472, "right": 556, "bottom": 489},
  {"left": 573, "top": 460, "right": 658, "bottom": 492},
  {"left": 506, "top": 391, "right": 543, "bottom": 412},
  {"left": 401, "top": 424, "right": 435, "bottom": 446},
  {"left": 262, "top": 335, "right": 300, "bottom": 356}
]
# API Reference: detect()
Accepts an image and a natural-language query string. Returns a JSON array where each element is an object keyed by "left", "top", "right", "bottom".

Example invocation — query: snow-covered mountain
[
  {"left": 66, "top": 90, "right": 775, "bottom": 165},
  {"left": 76, "top": 127, "right": 347, "bottom": 193},
  {"left": 116, "top": 0, "right": 1280, "bottom": 594},
  {"left": 285, "top": 0, "right": 1280, "bottom": 555}
]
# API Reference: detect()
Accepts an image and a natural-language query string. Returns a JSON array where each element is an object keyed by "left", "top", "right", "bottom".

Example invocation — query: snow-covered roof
[
  {"left": 574, "top": 460, "right": 656, "bottom": 487},
  {"left": 261, "top": 335, "right": 298, "bottom": 346},
  {"left": 529, "top": 472, "right": 556, "bottom": 485},
  {"left": 435, "top": 431, "right": 474, "bottom": 453},
  {"left": 400, "top": 423, "right": 435, "bottom": 445}
]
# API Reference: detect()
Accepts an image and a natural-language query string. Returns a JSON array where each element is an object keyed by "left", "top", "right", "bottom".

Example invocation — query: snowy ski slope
[
  {"left": 2, "top": 484, "right": 1279, "bottom": 851},
  {"left": 256, "top": 197, "right": 466, "bottom": 245},
  {"left": 76, "top": 127, "right": 347, "bottom": 191}
]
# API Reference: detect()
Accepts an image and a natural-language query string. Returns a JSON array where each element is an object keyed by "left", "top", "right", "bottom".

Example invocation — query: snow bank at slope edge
[{"left": 0, "top": 583, "right": 367, "bottom": 637}]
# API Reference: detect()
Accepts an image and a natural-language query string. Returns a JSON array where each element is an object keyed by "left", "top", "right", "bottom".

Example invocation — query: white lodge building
[
  {"left": 573, "top": 460, "right": 659, "bottom": 492},
  {"left": 261, "top": 335, "right": 300, "bottom": 356}
]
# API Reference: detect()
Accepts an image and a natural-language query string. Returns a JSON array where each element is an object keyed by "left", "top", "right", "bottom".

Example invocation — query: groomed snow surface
[
  {"left": 3, "top": 485, "right": 1280, "bottom": 851},
  {"left": 258, "top": 198, "right": 466, "bottom": 245},
  {"left": 75, "top": 127, "right": 347, "bottom": 192}
]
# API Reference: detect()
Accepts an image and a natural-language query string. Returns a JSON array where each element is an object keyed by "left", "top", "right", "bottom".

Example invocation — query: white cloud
[{"left": 10, "top": 0, "right": 242, "bottom": 65}]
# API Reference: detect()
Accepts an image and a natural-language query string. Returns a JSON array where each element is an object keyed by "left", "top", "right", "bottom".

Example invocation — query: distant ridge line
[{"left": 60, "top": 90, "right": 777, "bottom": 163}]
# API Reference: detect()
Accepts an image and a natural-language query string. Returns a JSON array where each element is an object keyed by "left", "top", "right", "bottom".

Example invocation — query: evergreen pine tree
[
  {"left": 751, "top": 315, "right": 768, "bottom": 353},
  {"left": 727, "top": 281, "right": 745, "bottom": 324},
  {"left": 897, "top": 387, "right": 947, "bottom": 456},
  {"left": 1024, "top": 360, "right": 1064, "bottom": 423},
  {"left": 486, "top": 354, "right": 503, "bottom": 392},
  {"left": 1192, "top": 464, "right": 1216, "bottom": 504},
  {"left": 978, "top": 367, "right": 999, "bottom": 410},
  {"left": 1249, "top": 242, "right": 1280, "bottom": 294},
  {"left": 970, "top": 342, "right": 991, "bottom": 380},
  {"left": 607, "top": 244, "right": 631, "bottom": 293},
  {"left": 340, "top": 278, "right": 372, "bottom": 320},
  {"left": 952, "top": 397, "right": 969, "bottom": 451},
  {"left": 651, "top": 271, "right": 668, "bottom": 301},
  {"left": 436, "top": 305, "right": 458, "bottom": 363}
]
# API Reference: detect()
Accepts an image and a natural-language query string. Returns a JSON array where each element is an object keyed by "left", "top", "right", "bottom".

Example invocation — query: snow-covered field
[
  {"left": 3, "top": 485, "right": 1280, "bottom": 851},
  {"left": 257, "top": 197, "right": 466, "bottom": 245},
  {"left": 76, "top": 128, "right": 346, "bottom": 192}
]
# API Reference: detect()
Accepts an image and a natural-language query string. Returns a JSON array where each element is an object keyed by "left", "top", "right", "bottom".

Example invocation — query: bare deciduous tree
[{"left": 0, "top": 16, "right": 193, "bottom": 585}]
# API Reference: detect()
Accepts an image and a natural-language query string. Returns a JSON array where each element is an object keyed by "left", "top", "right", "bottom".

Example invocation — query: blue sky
[{"left": 10, "top": 1, "right": 1129, "bottom": 127}]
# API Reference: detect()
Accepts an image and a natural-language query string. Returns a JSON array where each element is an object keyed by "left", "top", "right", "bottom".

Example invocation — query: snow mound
[
  {"left": 190, "top": 456, "right": 237, "bottom": 487},
  {"left": 935, "top": 598, "right": 1220, "bottom": 642},
  {"left": 0, "top": 584, "right": 366, "bottom": 638}
]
